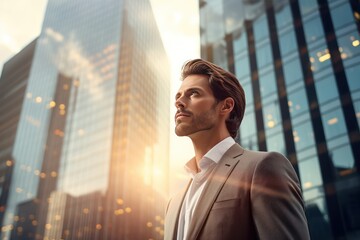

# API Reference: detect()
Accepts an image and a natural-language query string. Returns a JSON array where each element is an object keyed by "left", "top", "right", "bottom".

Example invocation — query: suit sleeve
[{"left": 250, "top": 152, "right": 310, "bottom": 240}]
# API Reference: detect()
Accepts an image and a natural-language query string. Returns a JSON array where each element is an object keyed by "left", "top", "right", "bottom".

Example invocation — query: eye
[{"left": 190, "top": 90, "right": 199, "bottom": 96}]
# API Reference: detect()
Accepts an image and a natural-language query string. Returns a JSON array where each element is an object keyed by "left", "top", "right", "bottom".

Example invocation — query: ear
[{"left": 220, "top": 97, "right": 234, "bottom": 116}]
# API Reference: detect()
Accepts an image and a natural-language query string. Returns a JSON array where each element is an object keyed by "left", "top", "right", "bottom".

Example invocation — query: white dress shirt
[{"left": 177, "top": 137, "right": 235, "bottom": 240}]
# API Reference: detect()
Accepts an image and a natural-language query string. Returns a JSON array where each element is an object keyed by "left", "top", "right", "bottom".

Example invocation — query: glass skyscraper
[
  {"left": 0, "top": 0, "right": 170, "bottom": 239},
  {"left": 199, "top": 0, "right": 360, "bottom": 239}
]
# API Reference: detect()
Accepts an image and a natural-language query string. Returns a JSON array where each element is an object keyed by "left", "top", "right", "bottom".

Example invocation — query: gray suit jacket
[{"left": 164, "top": 144, "right": 310, "bottom": 240}]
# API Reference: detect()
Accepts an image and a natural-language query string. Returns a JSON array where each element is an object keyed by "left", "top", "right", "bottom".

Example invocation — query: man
[{"left": 164, "top": 59, "right": 310, "bottom": 240}]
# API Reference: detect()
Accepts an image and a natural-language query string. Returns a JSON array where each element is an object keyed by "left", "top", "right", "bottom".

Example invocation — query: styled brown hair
[{"left": 181, "top": 59, "right": 246, "bottom": 138}]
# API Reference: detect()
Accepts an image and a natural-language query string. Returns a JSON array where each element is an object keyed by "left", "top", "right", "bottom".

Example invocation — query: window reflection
[
  {"left": 299, "top": 157, "right": 323, "bottom": 189},
  {"left": 259, "top": 71, "right": 277, "bottom": 98},
  {"left": 330, "top": 3, "right": 356, "bottom": 29},
  {"left": 321, "top": 109, "right": 347, "bottom": 139},
  {"left": 266, "top": 132, "right": 285, "bottom": 154},
  {"left": 283, "top": 58, "right": 303, "bottom": 86},
  {"left": 315, "top": 75, "right": 339, "bottom": 104},
  {"left": 240, "top": 110, "right": 256, "bottom": 138},
  {"left": 256, "top": 44, "right": 273, "bottom": 68},
  {"left": 330, "top": 145, "right": 355, "bottom": 174},
  {"left": 279, "top": 30, "right": 297, "bottom": 57},
  {"left": 288, "top": 88, "right": 309, "bottom": 117},
  {"left": 303, "top": 17, "right": 325, "bottom": 45},
  {"left": 292, "top": 121, "right": 315, "bottom": 152}
]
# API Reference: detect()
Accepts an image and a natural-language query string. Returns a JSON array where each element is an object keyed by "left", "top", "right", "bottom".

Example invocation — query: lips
[{"left": 175, "top": 111, "right": 191, "bottom": 121}]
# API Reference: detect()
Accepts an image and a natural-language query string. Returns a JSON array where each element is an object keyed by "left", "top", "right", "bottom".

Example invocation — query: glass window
[
  {"left": 241, "top": 134, "right": 258, "bottom": 151},
  {"left": 253, "top": 14, "right": 269, "bottom": 42},
  {"left": 330, "top": 3, "right": 356, "bottom": 29},
  {"left": 330, "top": 145, "right": 355, "bottom": 172},
  {"left": 243, "top": 82, "right": 253, "bottom": 105},
  {"left": 309, "top": 46, "right": 333, "bottom": 75},
  {"left": 305, "top": 197, "right": 333, "bottom": 240},
  {"left": 240, "top": 110, "right": 256, "bottom": 138},
  {"left": 315, "top": 75, "right": 339, "bottom": 104},
  {"left": 322, "top": 108, "right": 347, "bottom": 139},
  {"left": 279, "top": 29, "right": 297, "bottom": 57},
  {"left": 223, "top": 0, "right": 245, "bottom": 34},
  {"left": 235, "top": 55, "right": 250, "bottom": 78},
  {"left": 212, "top": 41, "right": 228, "bottom": 68},
  {"left": 303, "top": 17, "right": 324, "bottom": 45},
  {"left": 283, "top": 58, "right": 303, "bottom": 86},
  {"left": 346, "top": 65, "right": 360, "bottom": 93},
  {"left": 288, "top": 88, "right": 309, "bottom": 117},
  {"left": 354, "top": 100, "right": 360, "bottom": 128},
  {"left": 256, "top": 44, "right": 273, "bottom": 68},
  {"left": 299, "top": 157, "right": 323, "bottom": 189},
  {"left": 299, "top": 0, "right": 318, "bottom": 15},
  {"left": 266, "top": 132, "right": 285, "bottom": 154},
  {"left": 337, "top": 32, "right": 360, "bottom": 64},
  {"left": 293, "top": 120, "right": 315, "bottom": 151},
  {"left": 233, "top": 31, "right": 248, "bottom": 54},
  {"left": 263, "top": 100, "right": 281, "bottom": 131},
  {"left": 275, "top": 3, "right": 292, "bottom": 29},
  {"left": 259, "top": 71, "right": 277, "bottom": 98},
  {"left": 203, "top": 0, "right": 224, "bottom": 43}
]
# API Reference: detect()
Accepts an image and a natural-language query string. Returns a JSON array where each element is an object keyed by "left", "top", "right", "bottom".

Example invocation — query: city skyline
[
  {"left": 0, "top": 0, "right": 174, "bottom": 238},
  {"left": 0, "top": 0, "right": 199, "bottom": 193}
]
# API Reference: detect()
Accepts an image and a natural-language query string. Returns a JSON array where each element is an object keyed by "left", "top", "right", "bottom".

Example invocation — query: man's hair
[{"left": 181, "top": 59, "right": 246, "bottom": 138}]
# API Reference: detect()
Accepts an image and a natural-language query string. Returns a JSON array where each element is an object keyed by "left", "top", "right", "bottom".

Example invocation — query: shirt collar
[{"left": 184, "top": 137, "right": 235, "bottom": 176}]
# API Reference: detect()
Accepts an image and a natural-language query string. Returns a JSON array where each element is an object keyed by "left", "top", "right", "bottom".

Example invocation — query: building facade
[
  {"left": 199, "top": 0, "right": 360, "bottom": 239},
  {"left": 0, "top": 39, "right": 37, "bottom": 231},
  {"left": 0, "top": 0, "right": 170, "bottom": 239}
]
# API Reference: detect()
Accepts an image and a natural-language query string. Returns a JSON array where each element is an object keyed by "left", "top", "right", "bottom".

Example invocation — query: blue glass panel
[
  {"left": 275, "top": 3, "right": 292, "bottom": 29},
  {"left": 337, "top": 32, "right": 360, "bottom": 65},
  {"left": 315, "top": 75, "right": 339, "bottom": 104},
  {"left": 293, "top": 120, "right": 315, "bottom": 151},
  {"left": 266, "top": 132, "right": 285, "bottom": 154},
  {"left": 240, "top": 110, "right": 256, "bottom": 138},
  {"left": 253, "top": 14, "right": 269, "bottom": 42},
  {"left": 321, "top": 108, "right": 347, "bottom": 139},
  {"left": 235, "top": 54, "right": 250, "bottom": 78},
  {"left": 331, "top": 145, "right": 355, "bottom": 171},
  {"left": 303, "top": 17, "right": 324, "bottom": 45},
  {"left": 283, "top": 58, "right": 303, "bottom": 86},
  {"left": 279, "top": 29, "right": 297, "bottom": 57},
  {"left": 353, "top": 100, "right": 360, "bottom": 128},
  {"left": 299, "top": 0, "right": 318, "bottom": 15},
  {"left": 263, "top": 100, "right": 282, "bottom": 130},
  {"left": 309, "top": 46, "right": 333, "bottom": 76},
  {"left": 299, "top": 157, "right": 323, "bottom": 189},
  {"left": 241, "top": 135, "right": 258, "bottom": 151},
  {"left": 259, "top": 70, "right": 277, "bottom": 98},
  {"left": 288, "top": 87, "right": 309, "bottom": 117},
  {"left": 256, "top": 44, "right": 273, "bottom": 68},
  {"left": 233, "top": 31, "right": 248, "bottom": 54},
  {"left": 243, "top": 82, "right": 254, "bottom": 105},
  {"left": 330, "top": 3, "right": 356, "bottom": 29}
]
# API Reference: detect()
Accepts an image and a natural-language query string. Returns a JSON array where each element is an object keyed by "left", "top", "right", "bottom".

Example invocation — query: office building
[
  {"left": 0, "top": 39, "right": 37, "bottom": 229},
  {"left": 0, "top": 0, "right": 170, "bottom": 239},
  {"left": 199, "top": 0, "right": 360, "bottom": 239}
]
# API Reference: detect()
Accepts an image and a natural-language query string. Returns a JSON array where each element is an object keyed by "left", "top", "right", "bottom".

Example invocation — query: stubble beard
[{"left": 175, "top": 104, "right": 218, "bottom": 137}]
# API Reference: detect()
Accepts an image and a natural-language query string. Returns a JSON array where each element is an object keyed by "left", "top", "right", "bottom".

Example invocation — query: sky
[{"left": 0, "top": 0, "right": 199, "bottom": 193}]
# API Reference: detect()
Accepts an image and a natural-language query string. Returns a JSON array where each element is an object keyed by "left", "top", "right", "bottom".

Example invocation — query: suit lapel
[
  {"left": 165, "top": 179, "right": 191, "bottom": 240},
  {"left": 186, "top": 144, "right": 244, "bottom": 240}
]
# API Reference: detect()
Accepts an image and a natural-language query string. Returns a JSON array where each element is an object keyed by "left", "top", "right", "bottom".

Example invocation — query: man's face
[{"left": 174, "top": 74, "right": 220, "bottom": 137}]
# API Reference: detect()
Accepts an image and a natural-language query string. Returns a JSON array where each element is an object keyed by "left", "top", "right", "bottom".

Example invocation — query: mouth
[{"left": 175, "top": 112, "right": 191, "bottom": 121}]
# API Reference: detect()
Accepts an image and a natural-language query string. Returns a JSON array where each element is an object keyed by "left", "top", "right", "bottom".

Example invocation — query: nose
[{"left": 175, "top": 95, "right": 185, "bottom": 109}]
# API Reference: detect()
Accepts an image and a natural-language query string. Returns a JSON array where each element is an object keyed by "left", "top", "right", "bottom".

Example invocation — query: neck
[{"left": 190, "top": 129, "right": 230, "bottom": 165}]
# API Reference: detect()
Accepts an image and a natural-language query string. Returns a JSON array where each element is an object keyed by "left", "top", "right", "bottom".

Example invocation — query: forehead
[{"left": 178, "top": 74, "right": 211, "bottom": 92}]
